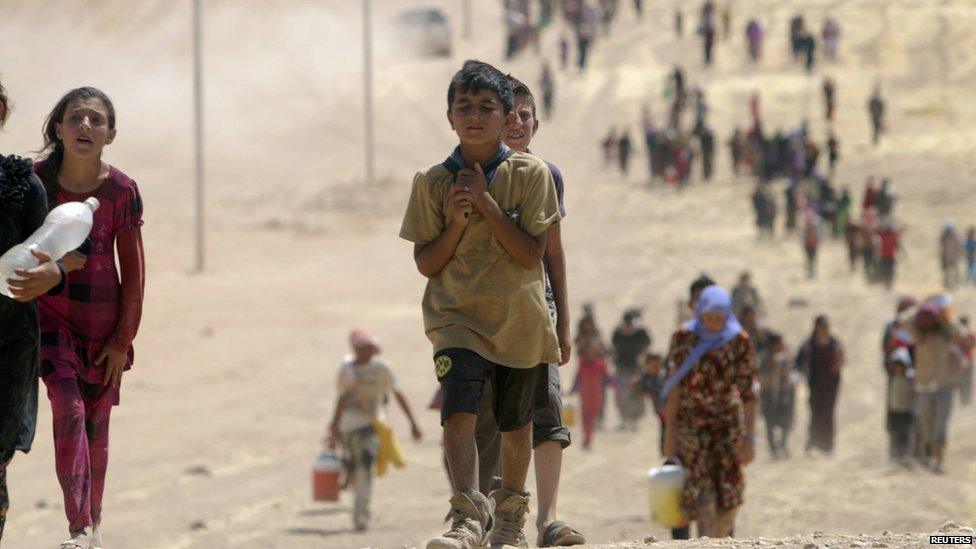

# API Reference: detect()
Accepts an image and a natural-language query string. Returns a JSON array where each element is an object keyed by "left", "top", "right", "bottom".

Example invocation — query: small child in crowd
[
  {"left": 886, "top": 347, "right": 914, "bottom": 466},
  {"left": 573, "top": 317, "right": 611, "bottom": 450},
  {"left": 639, "top": 351, "right": 691, "bottom": 540},
  {"left": 760, "top": 333, "right": 797, "bottom": 459},
  {"left": 326, "top": 329, "right": 422, "bottom": 532}
]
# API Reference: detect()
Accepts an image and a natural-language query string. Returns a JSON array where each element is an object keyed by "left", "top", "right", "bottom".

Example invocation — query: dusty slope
[{"left": 1, "top": 0, "right": 975, "bottom": 547}]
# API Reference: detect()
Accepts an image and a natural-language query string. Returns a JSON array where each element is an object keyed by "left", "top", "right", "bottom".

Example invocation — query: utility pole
[
  {"left": 363, "top": 0, "right": 376, "bottom": 185},
  {"left": 192, "top": 0, "right": 206, "bottom": 272}
]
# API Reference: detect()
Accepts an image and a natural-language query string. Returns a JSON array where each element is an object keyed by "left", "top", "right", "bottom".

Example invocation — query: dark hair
[
  {"left": 447, "top": 60, "right": 514, "bottom": 114},
  {"left": 623, "top": 308, "right": 641, "bottom": 323},
  {"left": 578, "top": 315, "right": 596, "bottom": 335},
  {"left": 644, "top": 352, "right": 663, "bottom": 363},
  {"left": 38, "top": 87, "right": 116, "bottom": 202},
  {"left": 0, "top": 77, "right": 9, "bottom": 127},
  {"left": 768, "top": 332, "right": 783, "bottom": 346},
  {"left": 689, "top": 274, "right": 716, "bottom": 298},
  {"left": 814, "top": 315, "right": 829, "bottom": 328},
  {"left": 506, "top": 74, "right": 536, "bottom": 117}
]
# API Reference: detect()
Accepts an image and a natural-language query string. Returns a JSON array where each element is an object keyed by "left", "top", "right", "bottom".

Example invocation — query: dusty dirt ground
[{"left": 1, "top": 0, "right": 975, "bottom": 547}]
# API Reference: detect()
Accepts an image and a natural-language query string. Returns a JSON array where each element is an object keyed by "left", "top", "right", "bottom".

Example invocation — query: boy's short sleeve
[
  {"left": 546, "top": 162, "right": 567, "bottom": 218},
  {"left": 399, "top": 171, "right": 443, "bottom": 245},
  {"left": 519, "top": 162, "right": 561, "bottom": 237}
]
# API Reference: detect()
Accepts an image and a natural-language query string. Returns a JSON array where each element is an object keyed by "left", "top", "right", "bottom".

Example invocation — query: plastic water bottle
[{"left": 0, "top": 197, "right": 100, "bottom": 298}]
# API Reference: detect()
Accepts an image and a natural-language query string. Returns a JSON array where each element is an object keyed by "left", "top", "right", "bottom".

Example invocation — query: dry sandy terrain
[{"left": 1, "top": 1, "right": 975, "bottom": 547}]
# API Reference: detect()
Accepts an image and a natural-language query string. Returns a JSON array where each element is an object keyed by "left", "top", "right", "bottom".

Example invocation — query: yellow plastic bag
[
  {"left": 562, "top": 402, "right": 577, "bottom": 427},
  {"left": 372, "top": 418, "right": 405, "bottom": 477}
]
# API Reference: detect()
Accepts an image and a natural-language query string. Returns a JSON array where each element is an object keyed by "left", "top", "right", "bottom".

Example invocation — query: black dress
[
  {"left": 0, "top": 154, "right": 48, "bottom": 459},
  {"left": 612, "top": 327, "right": 652, "bottom": 422}
]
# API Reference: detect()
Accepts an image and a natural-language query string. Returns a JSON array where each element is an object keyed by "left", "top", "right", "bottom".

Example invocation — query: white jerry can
[{"left": 647, "top": 460, "right": 689, "bottom": 528}]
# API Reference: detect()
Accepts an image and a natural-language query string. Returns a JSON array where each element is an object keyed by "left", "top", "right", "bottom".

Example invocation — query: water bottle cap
[{"left": 84, "top": 197, "right": 101, "bottom": 211}]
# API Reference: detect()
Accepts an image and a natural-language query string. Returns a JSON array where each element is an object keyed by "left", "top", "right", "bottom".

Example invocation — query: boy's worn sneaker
[
  {"left": 427, "top": 490, "right": 493, "bottom": 549},
  {"left": 488, "top": 488, "right": 530, "bottom": 549}
]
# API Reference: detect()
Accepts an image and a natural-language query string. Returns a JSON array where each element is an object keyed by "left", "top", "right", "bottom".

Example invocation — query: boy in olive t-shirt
[{"left": 399, "top": 60, "right": 561, "bottom": 549}]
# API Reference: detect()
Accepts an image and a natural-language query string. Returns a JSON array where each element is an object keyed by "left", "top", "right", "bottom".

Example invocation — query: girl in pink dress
[
  {"left": 573, "top": 317, "right": 610, "bottom": 449},
  {"left": 34, "top": 87, "right": 145, "bottom": 549}
]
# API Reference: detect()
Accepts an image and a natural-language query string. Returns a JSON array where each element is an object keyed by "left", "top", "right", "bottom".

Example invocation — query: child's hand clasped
[
  {"left": 456, "top": 163, "right": 491, "bottom": 213},
  {"left": 449, "top": 182, "right": 474, "bottom": 224}
]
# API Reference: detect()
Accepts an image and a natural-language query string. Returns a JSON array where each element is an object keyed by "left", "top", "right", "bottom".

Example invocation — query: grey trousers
[{"left": 341, "top": 426, "right": 378, "bottom": 529}]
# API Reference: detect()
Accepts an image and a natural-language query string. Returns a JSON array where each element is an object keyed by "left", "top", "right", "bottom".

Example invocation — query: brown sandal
[{"left": 538, "top": 520, "right": 586, "bottom": 547}]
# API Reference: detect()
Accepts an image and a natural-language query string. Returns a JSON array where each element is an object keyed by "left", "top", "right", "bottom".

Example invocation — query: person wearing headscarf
[
  {"left": 325, "top": 329, "right": 422, "bottom": 531},
  {"left": 883, "top": 296, "right": 917, "bottom": 360},
  {"left": 894, "top": 295, "right": 968, "bottom": 473},
  {"left": 662, "top": 286, "right": 758, "bottom": 538},
  {"left": 796, "top": 315, "right": 845, "bottom": 454},
  {"left": 675, "top": 273, "right": 716, "bottom": 329}
]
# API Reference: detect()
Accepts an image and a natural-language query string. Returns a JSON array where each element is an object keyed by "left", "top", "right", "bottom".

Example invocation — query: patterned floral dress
[{"left": 665, "top": 330, "right": 757, "bottom": 519}]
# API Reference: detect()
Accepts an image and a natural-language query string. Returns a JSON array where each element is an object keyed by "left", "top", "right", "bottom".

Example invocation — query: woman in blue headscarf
[{"left": 661, "top": 285, "right": 758, "bottom": 538}]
